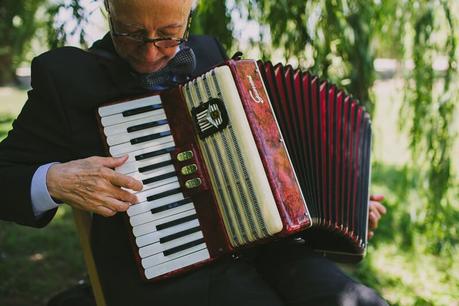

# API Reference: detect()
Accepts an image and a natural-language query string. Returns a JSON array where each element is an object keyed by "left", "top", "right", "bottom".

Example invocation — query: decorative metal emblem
[{"left": 191, "top": 98, "right": 229, "bottom": 139}]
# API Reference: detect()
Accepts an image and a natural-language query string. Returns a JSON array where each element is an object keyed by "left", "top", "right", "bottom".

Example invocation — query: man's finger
[
  {"left": 94, "top": 206, "right": 117, "bottom": 217},
  {"left": 370, "top": 200, "right": 387, "bottom": 215},
  {"left": 108, "top": 171, "right": 143, "bottom": 191},
  {"left": 97, "top": 196, "right": 132, "bottom": 212},
  {"left": 99, "top": 155, "right": 129, "bottom": 169},
  {"left": 371, "top": 206, "right": 381, "bottom": 222},
  {"left": 105, "top": 184, "right": 139, "bottom": 204},
  {"left": 368, "top": 231, "right": 374, "bottom": 240},
  {"left": 369, "top": 211, "right": 379, "bottom": 229},
  {"left": 370, "top": 194, "right": 384, "bottom": 202}
]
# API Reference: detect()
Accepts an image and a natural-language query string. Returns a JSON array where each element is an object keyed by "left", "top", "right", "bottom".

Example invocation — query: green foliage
[
  {"left": 0, "top": 0, "right": 94, "bottom": 85},
  {"left": 0, "top": 0, "right": 46, "bottom": 84},
  {"left": 235, "top": 0, "right": 382, "bottom": 112},
  {"left": 45, "top": 0, "right": 93, "bottom": 50},
  {"left": 354, "top": 162, "right": 459, "bottom": 305},
  {"left": 399, "top": 0, "right": 458, "bottom": 252},
  {"left": 0, "top": 114, "right": 14, "bottom": 141},
  {"left": 191, "top": 0, "right": 233, "bottom": 52}
]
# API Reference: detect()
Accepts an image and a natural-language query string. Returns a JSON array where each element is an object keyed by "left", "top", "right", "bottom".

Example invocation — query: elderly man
[{"left": 0, "top": 0, "right": 388, "bottom": 305}]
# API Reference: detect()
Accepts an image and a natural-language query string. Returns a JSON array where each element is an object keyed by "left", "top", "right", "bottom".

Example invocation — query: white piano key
[
  {"left": 139, "top": 231, "right": 203, "bottom": 258},
  {"left": 106, "top": 124, "right": 171, "bottom": 146},
  {"left": 109, "top": 134, "right": 173, "bottom": 156},
  {"left": 99, "top": 95, "right": 162, "bottom": 117},
  {"left": 101, "top": 108, "right": 164, "bottom": 127},
  {"left": 130, "top": 173, "right": 177, "bottom": 193},
  {"left": 103, "top": 112, "right": 167, "bottom": 137},
  {"left": 130, "top": 202, "right": 195, "bottom": 227},
  {"left": 127, "top": 193, "right": 185, "bottom": 217},
  {"left": 135, "top": 218, "right": 200, "bottom": 248},
  {"left": 133, "top": 208, "right": 196, "bottom": 237},
  {"left": 144, "top": 248, "right": 210, "bottom": 279},
  {"left": 141, "top": 243, "right": 206, "bottom": 269},
  {"left": 115, "top": 149, "right": 174, "bottom": 173},
  {"left": 135, "top": 181, "right": 181, "bottom": 203}
]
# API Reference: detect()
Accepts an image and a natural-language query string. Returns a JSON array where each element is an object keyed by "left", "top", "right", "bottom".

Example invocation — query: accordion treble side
[{"left": 97, "top": 59, "right": 371, "bottom": 281}]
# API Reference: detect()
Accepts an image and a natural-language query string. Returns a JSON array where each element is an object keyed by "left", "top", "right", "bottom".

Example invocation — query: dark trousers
[{"left": 94, "top": 221, "right": 388, "bottom": 306}]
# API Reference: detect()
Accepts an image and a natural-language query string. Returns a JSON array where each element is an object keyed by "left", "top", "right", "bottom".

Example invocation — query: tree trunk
[{"left": 0, "top": 52, "right": 15, "bottom": 86}]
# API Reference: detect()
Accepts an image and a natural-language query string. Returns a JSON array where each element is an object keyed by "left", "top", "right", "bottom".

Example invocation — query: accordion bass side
[{"left": 97, "top": 59, "right": 372, "bottom": 281}]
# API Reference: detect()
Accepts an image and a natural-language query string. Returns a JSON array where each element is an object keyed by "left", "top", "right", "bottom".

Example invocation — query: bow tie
[{"left": 137, "top": 46, "right": 197, "bottom": 91}]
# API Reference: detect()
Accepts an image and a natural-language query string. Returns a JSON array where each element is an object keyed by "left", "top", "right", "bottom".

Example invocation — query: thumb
[
  {"left": 100, "top": 155, "right": 129, "bottom": 168},
  {"left": 370, "top": 194, "right": 384, "bottom": 201}
]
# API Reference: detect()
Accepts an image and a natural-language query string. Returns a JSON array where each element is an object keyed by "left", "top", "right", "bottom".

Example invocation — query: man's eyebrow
[
  {"left": 118, "top": 21, "right": 184, "bottom": 32},
  {"left": 158, "top": 23, "right": 185, "bottom": 30}
]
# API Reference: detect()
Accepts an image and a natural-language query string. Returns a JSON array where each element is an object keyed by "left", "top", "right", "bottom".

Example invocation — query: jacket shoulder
[
  {"left": 32, "top": 46, "right": 98, "bottom": 72},
  {"left": 188, "top": 35, "right": 228, "bottom": 76}
]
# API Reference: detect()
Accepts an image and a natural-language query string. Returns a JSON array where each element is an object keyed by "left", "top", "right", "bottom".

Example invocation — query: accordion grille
[{"left": 183, "top": 66, "right": 283, "bottom": 247}]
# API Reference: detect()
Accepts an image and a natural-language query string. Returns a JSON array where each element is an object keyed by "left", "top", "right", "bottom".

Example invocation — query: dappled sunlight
[
  {"left": 370, "top": 242, "right": 459, "bottom": 305},
  {"left": 53, "top": 205, "right": 69, "bottom": 220},
  {"left": 29, "top": 252, "right": 46, "bottom": 262}
]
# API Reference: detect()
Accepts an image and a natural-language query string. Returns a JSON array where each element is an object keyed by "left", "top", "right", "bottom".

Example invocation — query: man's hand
[
  {"left": 368, "top": 194, "right": 387, "bottom": 239},
  {"left": 47, "top": 156, "right": 143, "bottom": 217}
]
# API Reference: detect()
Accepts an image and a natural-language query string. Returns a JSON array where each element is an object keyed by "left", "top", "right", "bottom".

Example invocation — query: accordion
[{"left": 97, "top": 59, "right": 372, "bottom": 281}]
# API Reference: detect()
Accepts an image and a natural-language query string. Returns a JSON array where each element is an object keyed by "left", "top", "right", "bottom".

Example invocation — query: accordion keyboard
[{"left": 99, "top": 96, "right": 210, "bottom": 280}]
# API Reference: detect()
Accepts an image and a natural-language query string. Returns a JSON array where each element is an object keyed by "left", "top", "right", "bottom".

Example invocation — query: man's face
[{"left": 108, "top": 0, "right": 192, "bottom": 74}]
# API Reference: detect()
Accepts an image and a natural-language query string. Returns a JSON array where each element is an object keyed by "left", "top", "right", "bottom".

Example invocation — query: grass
[
  {"left": 0, "top": 207, "right": 86, "bottom": 306},
  {"left": 0, "top": 83, "right": 458, "bottom": 305},
  {"left": 355, "top": 162, "right": 459, "bottom": 306}
]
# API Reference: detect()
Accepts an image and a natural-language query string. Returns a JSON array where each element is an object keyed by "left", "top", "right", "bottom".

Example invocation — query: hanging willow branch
[
  {"left": 393, "top": 0, "right": 458, "bottom": 252},
  {"left": 403, "top": 0, "right": 457, "bottom": 215}
]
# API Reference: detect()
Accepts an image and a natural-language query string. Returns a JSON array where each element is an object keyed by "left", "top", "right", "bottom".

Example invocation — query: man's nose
[{"left": 141, "top": 43, "right": 161, "bottom": 61}]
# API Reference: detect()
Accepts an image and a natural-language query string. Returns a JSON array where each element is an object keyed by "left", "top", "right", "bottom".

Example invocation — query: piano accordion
[{"left": 97, "top": 59, "right": 372, "bottom": 281}]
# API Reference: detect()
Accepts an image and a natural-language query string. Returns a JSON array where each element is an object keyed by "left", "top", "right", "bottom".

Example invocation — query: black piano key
[
  {"left": 127, "top": 119, "right": 168, "bottom": 133},
  {"left": 159, "top": 226, "right": 201, "bottom": 243},
  {"left": 163, "top": 238, "right": 205, "bottom": 256},
  {"left": 122, "top": 104, "right": 162, "bottom": 117},
  {"left": 139, "top": 160, "right": 173, "bottom": 173},
  {"left": 142, "top": 172, "right": 177, "bottom": 185},
  {"left": 156, "top": 214, "right": 198, "bottom": 231},
  {"left": 130, "top": 131, "right": 172, "bottom": 145},
  {"left": 135, "top": 146, "right": 175, "bottom": 161},
  {"left": 146, "top": 187, "right": 182, "bottom": 202},
  {"left": 150, "top": 198, "right": 193, "bottom": 214}
]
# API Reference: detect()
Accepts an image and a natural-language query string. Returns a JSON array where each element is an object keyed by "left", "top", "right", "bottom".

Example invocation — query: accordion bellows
[{"left": 97, "top": 59, "right": 372, "bottom": 281}]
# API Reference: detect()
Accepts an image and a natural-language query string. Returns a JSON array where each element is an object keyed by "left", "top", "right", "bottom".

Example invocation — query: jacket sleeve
[{"left": 0, "top": 55, "right": 73, "bottom": 228}]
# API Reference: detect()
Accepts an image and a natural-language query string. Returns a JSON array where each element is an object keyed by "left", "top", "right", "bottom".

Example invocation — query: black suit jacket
[{"left": 0, "top": 34, "right": 228, "bottom": 305}]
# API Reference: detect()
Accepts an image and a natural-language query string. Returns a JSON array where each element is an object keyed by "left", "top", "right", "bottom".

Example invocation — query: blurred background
[{"left": 0, "top": 0, "right": 458, "bottom": 305}]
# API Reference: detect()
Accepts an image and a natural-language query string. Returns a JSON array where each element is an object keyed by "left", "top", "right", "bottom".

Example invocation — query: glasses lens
[{"left": 155, "top": 39, "right": 182, "bottom": 48}]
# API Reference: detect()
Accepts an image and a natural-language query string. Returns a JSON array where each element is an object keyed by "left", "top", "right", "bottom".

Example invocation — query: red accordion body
[{"left": 97, "top": 59, "right": 371, "bottom": 281}]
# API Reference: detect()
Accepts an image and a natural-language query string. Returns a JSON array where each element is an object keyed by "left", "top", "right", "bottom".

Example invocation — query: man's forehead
[
  {"left": 109, "top": 0, "right": 193, "bottom": 12},
  {"left": 108, "top": 0, "right": 193, "bottom": 28}
]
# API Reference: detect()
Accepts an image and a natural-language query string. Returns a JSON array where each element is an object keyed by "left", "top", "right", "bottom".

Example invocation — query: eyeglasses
[{"left": 107, "top": 9, "right": 193, "bottom": 48}]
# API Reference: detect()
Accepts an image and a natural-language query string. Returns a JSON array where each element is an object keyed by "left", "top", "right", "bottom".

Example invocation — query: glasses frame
[{"left": 107, "top": 6, "right": 193, "bottom": 48}]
